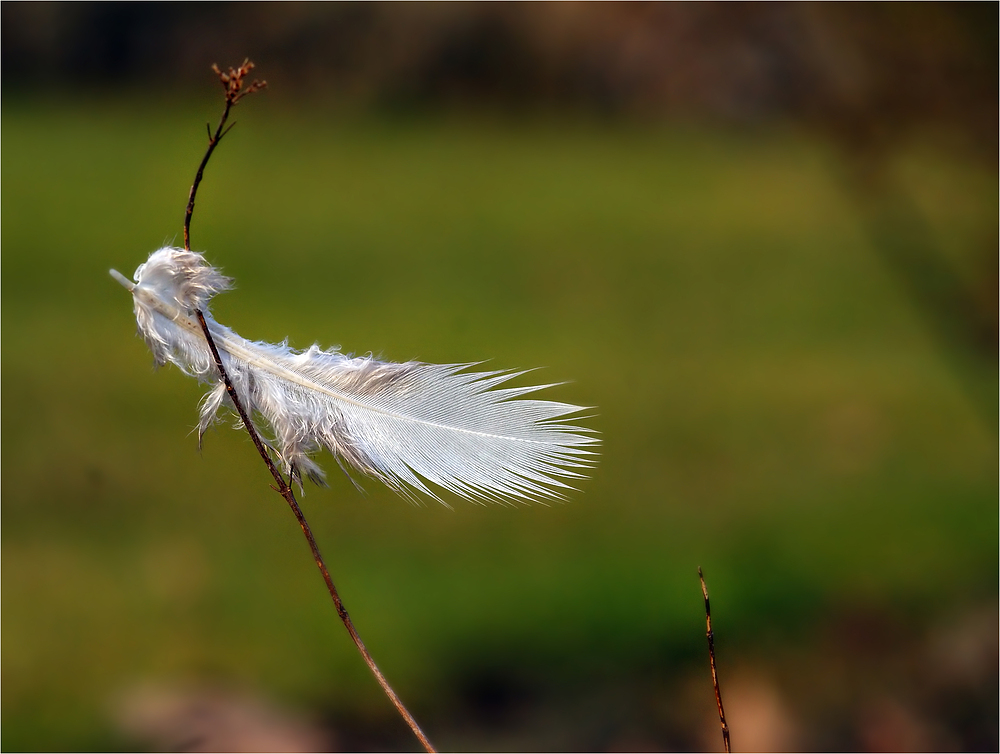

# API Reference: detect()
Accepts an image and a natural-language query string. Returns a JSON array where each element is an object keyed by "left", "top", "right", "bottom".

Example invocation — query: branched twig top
[
  {"left": 212, "top": 59, "right": 268, "bottom": 107},
  {"left": 183, "top": 59, "right": 266, "bottom": 251}
]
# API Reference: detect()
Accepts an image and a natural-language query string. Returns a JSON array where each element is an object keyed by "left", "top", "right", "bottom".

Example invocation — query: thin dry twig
[
  {"left": 194, "top": 311, "right": 436, "bottom": 753},
  {"left": 183, "top": 59, "right": 266, "bottom": 251},
  {"left": 699, "top": 567, "right": 731, "bottom": 753},
  {"left": 185, "top": 60, "right": 436, "bottom": 754}
]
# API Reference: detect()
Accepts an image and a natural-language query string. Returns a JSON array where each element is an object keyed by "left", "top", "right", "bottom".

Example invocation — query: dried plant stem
[
  {"left": 185, "top": 61, "right": 436, "bottom": 754},
  {"left": 699, "top": 567, "right": 731, "bottom": 753},
  {"left": 195, "top": 311, "right": 436, "bottom": 753},
  {"left": 183, "top": 59, "right": 266, "bottom": 251}
]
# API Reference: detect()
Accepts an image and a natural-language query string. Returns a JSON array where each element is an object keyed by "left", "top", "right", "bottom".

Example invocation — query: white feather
[{"left": 111, "top": 248, "right": 598, "bottom": 504}]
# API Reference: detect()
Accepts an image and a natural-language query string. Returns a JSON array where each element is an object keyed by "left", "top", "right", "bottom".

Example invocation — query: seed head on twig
[{"left": 211, "top": 59, "right": 267, "bottom": 105}]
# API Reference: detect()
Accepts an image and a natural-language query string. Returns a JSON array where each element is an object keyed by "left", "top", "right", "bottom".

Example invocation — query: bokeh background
[{"left": 3, "top": 4, "right": 997, "bottom": 751}]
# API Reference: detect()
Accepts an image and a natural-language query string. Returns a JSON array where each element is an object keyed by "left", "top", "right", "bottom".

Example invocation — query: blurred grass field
[{"left": 2, "top": 97, "right": 996, "bottom": 751}]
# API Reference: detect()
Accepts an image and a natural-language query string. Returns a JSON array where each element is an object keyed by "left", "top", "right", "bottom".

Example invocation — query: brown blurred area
[
  {"left": 107, "top": 602, "right": 999, "bottom": 751},
  {"left": 3, "top": 2, "right": 997, "bottom": 149}
]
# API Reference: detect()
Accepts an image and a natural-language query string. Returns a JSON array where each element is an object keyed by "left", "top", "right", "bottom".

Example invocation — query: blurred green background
[{"left": 3, "top": 4, "right": 997, "bottom": 752}]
